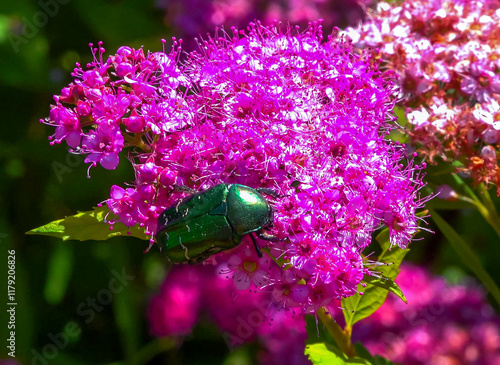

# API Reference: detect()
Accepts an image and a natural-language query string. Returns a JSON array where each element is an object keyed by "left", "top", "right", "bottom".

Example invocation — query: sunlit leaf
[
  {"left": 354, "top": 342, "right": 396, "bottom": 365},
  {"left": 361, "top": 275, "right": 406, "bottom": 304},
  {"left": 305, "top": 343, "right": 371, "bottom": 365},
  {"left": 26, "top": 206, "right": 148, "bottom": 241},
  {"left": 342, "top": 229, "right": 409, "bottom": 327}
]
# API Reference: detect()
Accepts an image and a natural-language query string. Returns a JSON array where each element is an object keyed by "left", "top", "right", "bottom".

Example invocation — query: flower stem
[
  {"left": 477, "top": 183, "right": 500, "bottom": 238},
  {"left": 452, "top": 174, "right": 500, "bottom": 238},
  {"left": 124, "top": 132, "right": 149, "bottom": 150},
  {"left": 128, "top": 337, "right": 175, "bottom": 365},
  {"left": 317, "top": 307, "right": 356, "bottom": 358}
]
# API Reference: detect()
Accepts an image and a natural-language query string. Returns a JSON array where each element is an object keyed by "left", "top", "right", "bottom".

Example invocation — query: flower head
[
  {"left": 148, "top": 264, "right": 309, "bottom": 363},
  {"left": 345, "top": 0, "right": 500, "bottom": 194},
  {"left": 224, "top": 246, "right": 272, "bottom": 291},
  {"left": 148, "top": 265, "right": 202, "bottom": 337},
  {"left": 353, "top": 264, "right": 500, "bottom": 365},
  {"left": 44, "top": 22, "right": 427, "bottom": 314}
]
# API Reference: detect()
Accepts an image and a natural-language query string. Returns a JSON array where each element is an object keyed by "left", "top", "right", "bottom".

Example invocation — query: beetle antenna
[
  {"left": 250, "top": 233, "right": 263, "bottom": 258},
  {"left": 256, "top": 187, "right": 282, "bottom": 199},
  {"left": 173, "top": 184, "right": 198, "bottom": 194}
]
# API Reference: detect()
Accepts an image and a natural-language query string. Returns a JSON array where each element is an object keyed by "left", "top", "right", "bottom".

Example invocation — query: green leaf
[
  {"left": 354, "top": 342, "right": 396, "bottom": 365},
  {"left": 342, "top": 229, "right": 409, "bottom": 327},
  {"left": 393, "top": 106, "right": 407, "bottom": 126},
  {"left": 353, "top": 342, "right": 373, "bottom": 362},
  {"left": 305, "top": 343, "right": 371, "bottom": 365},
  {"left": 361, "top": 275, "right": 406, "bottom": 304},
  {"left": 430, "top": 208, "right": 500, "bottom": 307},
  {"left": 373, "top": 354, "right": 396, "bottom": 364},
  {"left": 305, "top": 314, "right": 333, "bottom": 345},
  {"left": 26, "top": 206, "right": 148, "bottom": 241}
]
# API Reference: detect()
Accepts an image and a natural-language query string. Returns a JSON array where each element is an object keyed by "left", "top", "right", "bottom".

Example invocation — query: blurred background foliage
[{"left": 0, "top": 0, "right": 499, "bottom": 364}]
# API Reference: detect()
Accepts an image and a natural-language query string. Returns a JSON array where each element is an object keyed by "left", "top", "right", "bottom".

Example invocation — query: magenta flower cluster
[
  {"left": 42, "top": 21, "right": 426, "bottom": 313},
  {"left": 345, "top": 0, "right": 500, "bottom": 194},
  {"left": 148, "top": 264, "right": 308, "bottom": 365},
  {"left": 352, "top": 264, "right": 500, "bottom": 365}
]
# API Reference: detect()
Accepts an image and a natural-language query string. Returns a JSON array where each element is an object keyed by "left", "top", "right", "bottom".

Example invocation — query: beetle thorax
[{"left": 226, "top": 185, "right": 272, "bottom": 236}]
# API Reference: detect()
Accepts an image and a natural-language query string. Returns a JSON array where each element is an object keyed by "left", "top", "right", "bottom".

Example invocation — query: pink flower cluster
[
  {"left": 42, "top": 22, "right": 426, "bottom": 313},
  {"left": 159, "top": 0, "right": 371, "bottom": 51},
  {"left": 352, "top": 264, "right": 500, "bottom": 365},
  {"left": 345, "top": 0, "right": 500, "bottom": 195},
  {"left": 148, "top": 264, "right": 308, "bottom": 365}
]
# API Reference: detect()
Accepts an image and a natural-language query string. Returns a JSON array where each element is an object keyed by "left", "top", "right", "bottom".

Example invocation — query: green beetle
[{"left": 156, "top": 184, "right": 279, "bottom": 264}]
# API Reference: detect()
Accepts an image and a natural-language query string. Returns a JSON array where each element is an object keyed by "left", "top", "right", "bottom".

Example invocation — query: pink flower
[
  {"left": 225, "top": 246, "right": 272, "bottom": 290},
  {"left": 345, "top": 0, "right": 500, "bottom": 194},
  {"left": 148, "top": 264, "right": 309, "bottom": 364},
  {"left": 257, "top": 310, "right": 308, "bottom": 365},
  {"left": 147, "top": 265, "right": 203, "bottom": 337},
  {"left": 82, "top": 125, "right": 124, "bottom": 170},
  {"left": 48, "top": 105, "right": 81, "bottom": 148},
  {"left": 352, "top": 264, "right": 500, "bottom": 365}
]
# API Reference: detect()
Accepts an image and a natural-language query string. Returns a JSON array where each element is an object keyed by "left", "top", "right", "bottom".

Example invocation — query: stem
[
  {"left": 477, "top": 184, "right": 500, "bottom": 238},
  {"left": 316, "top": 307, "right": 356, "bottom": 358},
  {"left": 261, "top": 247, "right": 289, "bottom": 269},
  {"left": 124, "top": 132, "right": 149, "bottom": 150},
  {"left": 127, "top": 338, "right": 175, "bottom": 365},
  {"left": 452, "top": 174, "right": 500, "bottom": 238}
]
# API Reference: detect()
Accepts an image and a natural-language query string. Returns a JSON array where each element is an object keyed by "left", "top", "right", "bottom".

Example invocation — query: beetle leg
[
  {"left": 188, "top": 255, "right": 206, "bottom": 265},
  {"left": 256, "top": 231, "right": 281, "bottom": 242},
  {"left": 173, "top": 184, "right": 198, "bottom": 194},
  {"left": 250, "top": 233, "right": 263, "bottom": 258},
  {"left": 256, "top": 187, "right": 282, "bottom": 198}
]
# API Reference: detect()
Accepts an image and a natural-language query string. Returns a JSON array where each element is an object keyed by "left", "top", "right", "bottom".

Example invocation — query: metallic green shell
[
  {"left": 156, "top": 214, "right": 239, "bottom": 263},
  {"left": 227, "top": 185, "right": 272, "bottom": 235},
  {"left": 156, "top": 184, "right": 272, "bottom": 263}
]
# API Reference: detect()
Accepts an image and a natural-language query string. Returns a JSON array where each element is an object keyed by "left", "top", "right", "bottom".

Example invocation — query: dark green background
[{"left": 1, "top": 1, "right": 499, "bottom": 364}]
